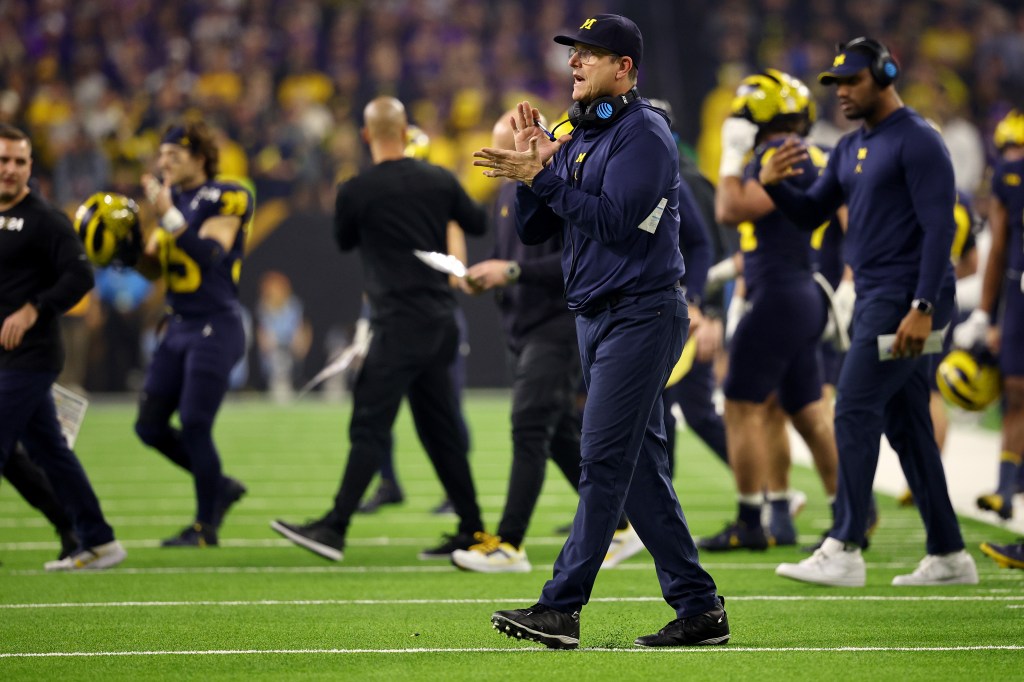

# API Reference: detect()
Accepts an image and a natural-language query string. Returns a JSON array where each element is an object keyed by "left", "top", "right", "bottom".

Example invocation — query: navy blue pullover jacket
[
  {"left": 515, "top": 101, "right": 686, "bottom": 312},
  {"left": 490, "top": 180, "right": 575, "bottom": 352},
  {"left": 763, "top": 107, "right": 955, "bottom": 303}
]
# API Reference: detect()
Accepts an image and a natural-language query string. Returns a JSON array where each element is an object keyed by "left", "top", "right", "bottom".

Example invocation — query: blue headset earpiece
[{"left": 840, "top": 37, "right": 899, "bottom": 87}]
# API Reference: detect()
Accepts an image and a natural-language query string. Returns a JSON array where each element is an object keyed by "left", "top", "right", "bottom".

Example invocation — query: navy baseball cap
[
  {"left": 554, "top": 14, "right": 643, "bottom": 67},
  {"left": 818, "top": 49, "right": 874, "bottom": 85}
]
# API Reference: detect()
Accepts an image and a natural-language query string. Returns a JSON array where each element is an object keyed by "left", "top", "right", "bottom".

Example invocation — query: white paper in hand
[
  {"left": 51, "top": 384, "right": 89, "bottom": 448},
  {"left": 413, "top": 250, "right": 466, "bottom": 278},
  {"left": 877, "top": 327, "right": 947, "bottom": 361},
  {"left": 296, "top": 331, "right": 373, "bottom": 399}
]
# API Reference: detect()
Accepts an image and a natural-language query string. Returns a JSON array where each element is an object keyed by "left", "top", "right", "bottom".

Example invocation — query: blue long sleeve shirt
[
  {"left": 515, "top": 101, "right": 686, "bottom": 313},
  {"left": 678, "top": 180, "right": 712, "bottom": 305},
  {"left": 763, "top": 107, "right": 955, "bottom": 302}
]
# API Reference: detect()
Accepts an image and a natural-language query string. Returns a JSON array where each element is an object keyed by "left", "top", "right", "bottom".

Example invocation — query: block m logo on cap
[{"left": 580, "top": 18, "right": 597, "bottom": 29}]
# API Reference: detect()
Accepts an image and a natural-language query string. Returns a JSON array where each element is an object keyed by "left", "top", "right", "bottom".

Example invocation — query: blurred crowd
[
  {"left": 0, "top": 0, "right": 1021, "bottom": 393},
  {"left": 693, "top": 0, "right": 1024, "bottom": 197},
  {"left": 0, "top": 0, "right": 611, "bottom": 216}
]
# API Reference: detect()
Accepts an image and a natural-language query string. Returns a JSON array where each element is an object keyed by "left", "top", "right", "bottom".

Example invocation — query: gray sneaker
[{"left": 44, "top": 540, "right": 126, "bottom": 572}]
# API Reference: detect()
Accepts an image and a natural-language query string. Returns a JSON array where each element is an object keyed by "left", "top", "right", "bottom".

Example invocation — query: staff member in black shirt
[
  {"left": 0, "top": 123, "right": 125, "bottom": 571},
  {"left": 273, "top": 97, "right": 489, "bottom": 561}
]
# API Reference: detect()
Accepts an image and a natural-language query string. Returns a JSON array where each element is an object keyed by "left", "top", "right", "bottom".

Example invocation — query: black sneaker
[
  {"left": 58, "top": 528, "right": 80, "bottom": 560},
  {"left": 418, "top": 531, "right": 486, "bottom": 560},
  {"left": 214, "top": 476, "right": 247, "bottom": 528},
  {"left": 162, "top": 521, "right": 218, "bottom": 547},
  {"left": 698, "top": 520, "right": 768, "bottom": 551},
  {"left": 357, "top": 481, "right": 405, "bottom": 514},
  {"left": 270, "top": 518, "right": 345, "bottom": 561},
  {"left": 634, "top": 598, "right": 730, "bottom": 647},
  {"left": 492, "top": 603, "right": 580, "bottom": 649}
]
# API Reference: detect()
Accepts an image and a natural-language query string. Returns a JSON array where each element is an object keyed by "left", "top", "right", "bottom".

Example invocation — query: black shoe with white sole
[
  {"left": 634, "top": 598, "right": 730, "bottom": 647},
  {"left": 418, "top": 531, "right": 483, "bottom": 560},
  {"left": 271, "top": 518, "right": 345, "bottom": 561},
  {"left": 492, "top": 603, "right": 580, "bottom": 649}
]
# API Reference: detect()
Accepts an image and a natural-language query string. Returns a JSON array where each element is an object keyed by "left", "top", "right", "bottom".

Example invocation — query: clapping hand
[{"left": 473, "top": 100, "right": 571, "bottom": 186}]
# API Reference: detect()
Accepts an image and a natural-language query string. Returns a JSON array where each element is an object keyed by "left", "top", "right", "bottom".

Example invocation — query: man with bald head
[{"left": 272, "top": 96, "right": 489, "bottom": 561}]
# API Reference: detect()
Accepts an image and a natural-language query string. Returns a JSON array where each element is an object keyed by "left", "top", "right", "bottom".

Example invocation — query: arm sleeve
[
  {"left": 515, "top": 178, "right": 563, "bottom": 245},
  {"left": 762, "top": 152, "right": 845, "bottom": 231},
  {"left": 173, "top": 228, "right": 226, "bottom": 271},
  {"left": 678, "top": 183, "right": 712, "bottom": 303},
  {"left": 904, "top": 134, "right": 957, "bottom": 301},
  {"left": 35, "top": 213, "right": 94, "bottom": 320},
  {"left": 333, "top": 183, "right": 359, "bottom": 251},
  {"left": 528, "top": 126, "right": 677, "bottom": 246},
  {"left": 449, "top": 177, "right": 488, "bottom": 236},
  {"left": 518, "top": 249, "right": 564, "bottom": 287}
]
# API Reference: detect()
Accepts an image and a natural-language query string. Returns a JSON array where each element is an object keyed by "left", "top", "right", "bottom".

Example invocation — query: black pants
[
  {"left": 0, "top": 370, "right": 115, "bottom": 548},
  {"left": 326, "top": 315, "right": 483, "bottom": 537},
  {"left": 497, "top": 339, "right": 583, "bottom": 547},
  {"left": 3, "top": 442, "right": 74, "bottom": 534}
]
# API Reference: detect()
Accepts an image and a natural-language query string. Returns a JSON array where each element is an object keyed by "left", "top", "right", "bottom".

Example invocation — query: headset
[
  {"left": 567, "top": 87, "right": 640, "bottom": 129},
  {"left": 838, "top": 37, "right": 899, "bottom": 87}
]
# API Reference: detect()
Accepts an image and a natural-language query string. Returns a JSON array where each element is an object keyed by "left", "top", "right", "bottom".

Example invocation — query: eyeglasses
[{"left": 568, "top": 46, "right": 617, "bottom": 65}]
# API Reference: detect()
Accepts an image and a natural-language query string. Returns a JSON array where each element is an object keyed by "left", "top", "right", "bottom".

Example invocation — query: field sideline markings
[
  {"left": 11, "top": 560, "right": 970, "bottom": 575},
  {"left": 3, "top": 595, "right": 1023, "bottom": 609},
  {"left": 11, "top": 561, "right": 1016, "bottom": 576},
  {"left": 2, "top": 645, "right": 1022, "bottom": 659}
]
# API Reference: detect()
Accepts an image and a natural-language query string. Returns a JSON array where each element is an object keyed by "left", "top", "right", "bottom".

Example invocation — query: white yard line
[
  {"left": 3, "top": 595, "right": 1022, "bottom": 609},
  {"left": 13, "top": 559, "right": 971, "bottom": 576},
  {"left": 2, "top": 645, "right": 1022, "bottom": 658}
]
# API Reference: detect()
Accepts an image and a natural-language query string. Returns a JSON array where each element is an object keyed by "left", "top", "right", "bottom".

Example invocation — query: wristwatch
[
  {"left": 505, "top": 261, "right": 521, "bottom": 283},
  {"left": 911, "top": 298, "right": 934, "bottom": 315}
]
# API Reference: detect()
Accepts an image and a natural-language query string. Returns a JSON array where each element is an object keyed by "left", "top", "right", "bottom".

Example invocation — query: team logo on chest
[
  {"left": 855, "top": 147, "right": 867, "bottom": 174},
  {"left": 192, "top": 186, "right": 222, "bottom": 210},
  {"left": 0, "top": 216, "right": 25, "bottom": 232},
  {"left": 573, "top": 152, "right": 587, "bottom": 185}
]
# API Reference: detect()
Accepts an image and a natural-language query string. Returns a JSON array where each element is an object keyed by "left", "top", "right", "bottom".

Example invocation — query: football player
[
  {"left": 954, "top": 109, "right": 1024, "bottom": 521},
  {"left": 705, "top": 69, "right": 840, "bottom": 551},
  {"left": 133, "top": 121, "right": 251, "bottom": 547}
]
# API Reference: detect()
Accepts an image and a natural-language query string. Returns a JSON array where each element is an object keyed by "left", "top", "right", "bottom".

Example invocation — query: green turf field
[{"left": 1, "top": 394, "right": 1021, "bottom": 680}]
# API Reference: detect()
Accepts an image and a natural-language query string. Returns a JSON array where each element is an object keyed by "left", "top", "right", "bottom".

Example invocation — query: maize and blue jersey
[
  {"left": 159, "top": 179, "right": 252, "bottom": 318},
  {"left": 994, "top": 159, "right": 1024, "bottom": 276},
  {"left": 765, "top": 107, "right": 956, "bottom": 302},
  {"left": 741, "top": 138, "right": 831, "bottom": 292},
  {"left": 993, "top": 158, "right": 1024, "bottom": 376},
  {"left": 725, "top": 137, "right": 829, "bottom": 412},
  {"left": 516, "top": 102, "right": 686, "bottom": 313}
]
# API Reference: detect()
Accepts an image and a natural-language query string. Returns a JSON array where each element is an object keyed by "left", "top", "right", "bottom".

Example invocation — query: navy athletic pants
[
  {"left": 540, "top": 287, "right": 719, "bottom": 618},
  {"left": 831, "top": 288, "right": 964, "bottom": 554}
]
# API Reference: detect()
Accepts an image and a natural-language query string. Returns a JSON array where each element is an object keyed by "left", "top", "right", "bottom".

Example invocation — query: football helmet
[
  {"left": 993, "top": 109, "right": 1024, "bottom": 151},
  {"left": 936, "top": 349, "right": 1000, "bottom": 412},
  {"left": 731, "top": 69, "right": 813, "bottom": 130},
  {"left": 73, "top": 192, "right": 143, "bottom": 268},
  {"left": 404, "top": 125, "right": 430, "bottom": 160}
]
